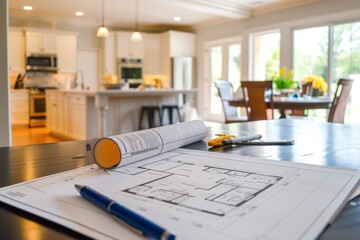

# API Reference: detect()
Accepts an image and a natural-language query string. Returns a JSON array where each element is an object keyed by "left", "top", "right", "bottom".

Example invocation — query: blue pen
[{"left": 75, "top": 184, "right": 176, "bottom": 240}]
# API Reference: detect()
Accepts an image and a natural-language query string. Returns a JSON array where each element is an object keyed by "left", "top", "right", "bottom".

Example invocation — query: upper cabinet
[
  {"left": 9, "top": 28, "right": 25, "bottom": 73},
  {"left": 143, "top": 30, "right": 195, "bottom": 77},
  {"left": 116, "top": 31, "right": 146, "bottom": 59},
  {"left": 159, "top": 31, "right": 195, "bottom": 87},
  {"left": 144, "top": 33, "right": 162, "bottom": 75},
  {"left": 101, "top": 30, "right": 195, "bottom": 85},
  {"left": 56, "top": 33, "right": 77, "bottom": 73},
  {"left": 161, "top": 30, "right": 195, "bottom": 57},
  {"left": 21, "top": 28, "right": 78, "bottom": 73},
  {"left": 25, "top": 31, "right": 56, "bottom": 54}
]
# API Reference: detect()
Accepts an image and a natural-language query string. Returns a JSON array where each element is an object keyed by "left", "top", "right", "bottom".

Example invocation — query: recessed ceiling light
[
  {"left": 75, "top": 11, "right": 84, "bottom": 16},
  {"left": 174, "top": 17, "right": 182, "bottom": 22},
  {"left": 23, "top": 6, "right": 33, "bottom": 11}
]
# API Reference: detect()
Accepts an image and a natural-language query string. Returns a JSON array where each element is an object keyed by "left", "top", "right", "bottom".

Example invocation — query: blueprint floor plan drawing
[
  {"left": 123, "top": 158, "right": 282, "bottom": 217},
  {"left": 0, "top": 148, "right": 359, "bottom": 240}
]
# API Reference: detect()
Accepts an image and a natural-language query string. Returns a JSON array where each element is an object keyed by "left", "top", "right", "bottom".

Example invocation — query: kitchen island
[{"left": 46, "top": 89, "right": 198, "bottom": 140}]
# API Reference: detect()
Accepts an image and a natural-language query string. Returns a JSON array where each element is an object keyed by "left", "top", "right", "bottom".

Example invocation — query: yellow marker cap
[{"left": 93, "top": 138, "right": 121, "bottom": 169}]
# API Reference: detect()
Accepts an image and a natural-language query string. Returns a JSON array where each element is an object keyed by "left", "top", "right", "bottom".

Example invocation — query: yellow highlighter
[
  {"left": 208, "top": 133, "right": 263, "bottom": 147},
  {"left": 207, "top": 134, "right": 236, "bottom": 147}
]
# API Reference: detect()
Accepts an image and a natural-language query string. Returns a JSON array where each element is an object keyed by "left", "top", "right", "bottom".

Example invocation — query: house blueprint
[{"left": 0, "top": 148, "right": 359, "bottom": 240}]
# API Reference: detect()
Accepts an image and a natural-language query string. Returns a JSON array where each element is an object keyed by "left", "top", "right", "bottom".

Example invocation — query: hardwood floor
[{"left": 12, "top": 126, "right": 65, "bottom": 146}]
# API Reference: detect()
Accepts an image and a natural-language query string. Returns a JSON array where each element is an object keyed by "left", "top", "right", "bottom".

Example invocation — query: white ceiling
[{"left": 9, "top": 0, "right": 319, "bottom": 31}]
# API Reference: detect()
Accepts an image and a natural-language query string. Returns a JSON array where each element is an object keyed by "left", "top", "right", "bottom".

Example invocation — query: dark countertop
[{"left": 0, "top": 119, "right": 359, "bottom": 239}]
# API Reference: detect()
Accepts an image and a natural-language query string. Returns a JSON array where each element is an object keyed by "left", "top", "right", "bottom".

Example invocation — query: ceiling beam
[
  {"left": 174, "top": 0, "right": 251, "bottom": 19},
  {"left": 253, "top": 0, "right": 322, "bottom": 15}
]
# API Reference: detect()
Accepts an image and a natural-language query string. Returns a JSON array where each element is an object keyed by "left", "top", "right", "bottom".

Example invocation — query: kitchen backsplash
[{"left": 24, "top": 72, "right": 75, "bottom": 89}]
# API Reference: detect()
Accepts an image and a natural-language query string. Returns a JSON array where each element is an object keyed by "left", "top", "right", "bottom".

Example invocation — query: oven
[
  {"left": 118, "top": 58, "right": 143, "bottom": 88},
  {"left": 29, "top": 90, "right": 46, "bottom": 127}
]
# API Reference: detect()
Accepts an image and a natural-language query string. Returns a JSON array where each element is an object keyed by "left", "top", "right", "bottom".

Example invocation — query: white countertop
[
  {"left": 45, "top": 88, "right": 199, "bottom": 97},
  {"left": 10, "top": 89, "right": 29, "bottom": 93},
  {"left": 45, "top": 89, "right": 96, "bottom": 96},
  {"left": 96, "top": 88, "right": 199, "bottom": 96}
]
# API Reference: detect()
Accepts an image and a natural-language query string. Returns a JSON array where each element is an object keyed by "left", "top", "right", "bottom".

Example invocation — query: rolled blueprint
[{"left": 93, "top": 120, "right": 207, "bottom": 169}]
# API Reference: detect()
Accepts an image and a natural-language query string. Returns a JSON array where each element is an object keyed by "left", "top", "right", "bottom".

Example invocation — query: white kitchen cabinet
[
  {"left": 161, "top": 30, "right": 195, "bottom": 57},
  {"left": 144, "top": 33, "right": 161, "bottom": 75},
  {"left": 56, "top": 33, "right": 77, "bottom": 73},
  {"left": 143, "top": 31, "right": 195, "bottom": 78},
  {"left": 9, "top": 28, "right": 25, "bottom": 73},
  {"left": 24, "top": 28, "right": 77, "bottom": 71},
  {"left": 116, "top": 31, "right": 146, "bottom": 59},
  {"left": 46, "top": 91, "right": 89, "bottom": 140},
  {"left": 10, "top": 91, "right": 29, "bottom": 126},
  {"left": 46, "top": 92, "right": 65, "bottom": 136},
  {"left": 159, "top": 30, "right": 195, "bottom": 87},
  {"left": 25, "top": 31, "right": 56, "bottom": 54},
  {"left": 68, "top": 94, "right": 87, "bottom": 140},
  {"left": 102, "top": 32, "right": 116, "bottom": 75},
  {"left": 66, "top": 93, "right": 97, "bottom": 140}
]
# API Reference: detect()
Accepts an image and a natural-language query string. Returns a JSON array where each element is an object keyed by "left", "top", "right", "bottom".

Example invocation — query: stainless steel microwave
[{"left": 26, "top": 53, "right": 58, "bottom": 72}]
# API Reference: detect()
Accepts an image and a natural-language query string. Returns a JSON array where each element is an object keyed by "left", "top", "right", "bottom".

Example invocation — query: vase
[{"left": 312, "top": 89, "right": 323, "bottom": 97}]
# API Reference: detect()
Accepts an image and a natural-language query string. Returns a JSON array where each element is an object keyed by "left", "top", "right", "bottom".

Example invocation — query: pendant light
[
  {"left": 97, "top": 0, "right": 109, "bottom": 37},
  {"left": 131, "top": 0, "right": 142, "bottom": 41}
]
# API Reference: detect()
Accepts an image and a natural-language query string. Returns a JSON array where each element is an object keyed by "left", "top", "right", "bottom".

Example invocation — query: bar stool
[
  {"left": 138, "top": 106, "right": 162, "bottom": 130},
  {"left": 161, "top": 105, "right": 182, "bottom": 125}
]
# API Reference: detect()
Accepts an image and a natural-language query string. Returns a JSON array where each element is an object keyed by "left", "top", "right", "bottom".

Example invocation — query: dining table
[
  {"left": 229, "top": 96, "right": 333, "bottom": 118},
  {"left": 0, "top": 119, "right": 359, "bottom": 240}
]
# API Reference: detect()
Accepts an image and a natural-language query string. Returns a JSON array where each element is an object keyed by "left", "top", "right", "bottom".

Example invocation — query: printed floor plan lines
[
  {"left": 1, "top": 149, "right": 359, "bottom": 240},
  {"left": 123, "top": 158, "right": 282, "bottom": 216}
]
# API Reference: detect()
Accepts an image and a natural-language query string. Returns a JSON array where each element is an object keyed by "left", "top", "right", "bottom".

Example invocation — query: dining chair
[
  {"left": 214, "top": 80, "right": 248, "bottom": 123},
  {"left": 301, "top": 81, "right": 314, "bottom": 97},
  {"left": 328, "top": 78, "right": 354, "bottom": 123},
  {"left": 241, "top": 81, "right": 274, "bottom": 121}
]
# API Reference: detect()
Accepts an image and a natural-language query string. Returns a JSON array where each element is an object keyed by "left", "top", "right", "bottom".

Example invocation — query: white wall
[
  {"left": 77, "top": 49, "right": 99, "bottom": 90},
  {"left": 194, "top": 0, "right": 360, "bottom": 119},
  {"left": 55, "top": 22, "right": 100, "bottom": 50},
  {"left": 0, "top": 0, "right": 11, "bottom": 147}
]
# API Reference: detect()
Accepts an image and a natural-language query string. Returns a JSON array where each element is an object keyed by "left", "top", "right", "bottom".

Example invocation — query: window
[
  {"left": 333, "top": 22, "right": 360, "bottom": 123},
  {"left": 203, "top": 37, "right": 242, "bottom": 121},
  {"left": 250, "top": 30, "right": 280, "bottom": 80},
  {"left": 293, "top": 21, "right": 360, "bottom": 123},
  {"left": 228, "top": 43, "right": 241, "bottom": 90},
  {"left": 333, "top": 22, "right": 360, "bottom": 84},
  {"left": 210, "top": 46, "right": 223, "bottom": 115},
  {"left": 293, "top": 26, "right": 329, "bottom": 82}
]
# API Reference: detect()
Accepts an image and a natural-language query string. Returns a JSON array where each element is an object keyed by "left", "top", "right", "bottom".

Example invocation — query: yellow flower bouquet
[
  {"left": 301, "top": 75, "right": 328, "bottom": 95},
  {"left": 271, "top": 67, "right": 297, "bottom": 90}
]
